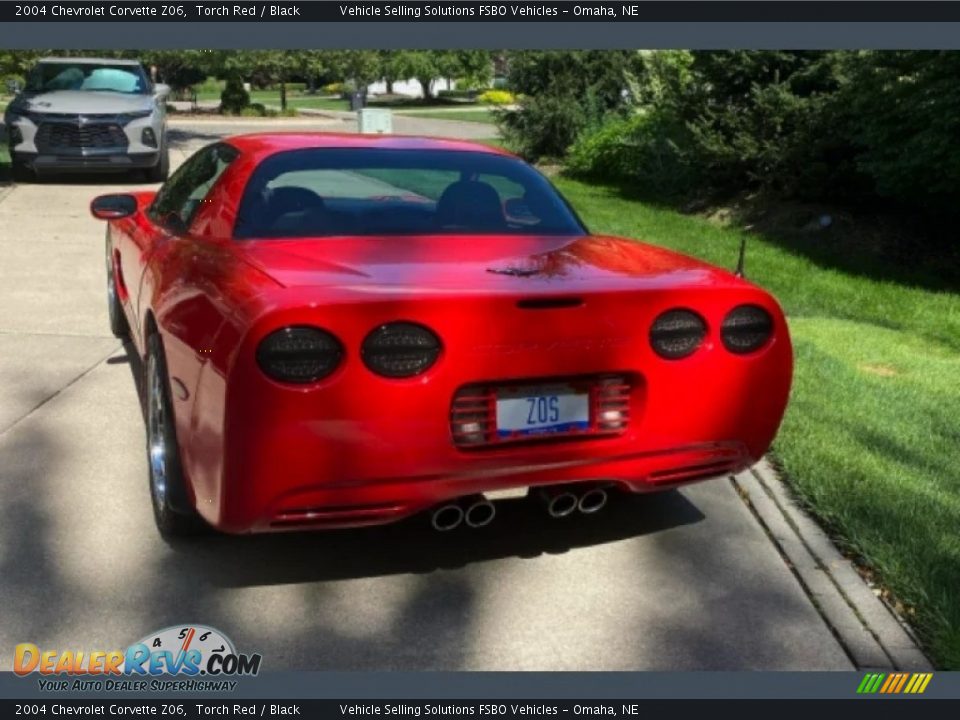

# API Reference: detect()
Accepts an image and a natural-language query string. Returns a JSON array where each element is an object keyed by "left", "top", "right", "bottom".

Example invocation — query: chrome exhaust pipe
[
  {"left": 431, "top": 503, "right": 464, "bottom": 531},
  {"left": 464, "top": 497, "right": 496, "bottom": 528},
  {"left": 578, "top": 487, "right": 608, "bottom": 515},
  {"left": 538, "top": 487, "right": 579, "bottom": 519}
]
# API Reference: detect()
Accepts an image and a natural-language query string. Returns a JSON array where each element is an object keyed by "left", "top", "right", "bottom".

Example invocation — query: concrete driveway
[{"left": 0, "top": 116, "right": 857, "bottom": 671}]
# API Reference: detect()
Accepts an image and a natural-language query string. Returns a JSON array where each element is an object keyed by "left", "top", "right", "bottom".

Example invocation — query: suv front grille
[{"left": 35, "top": 122, "right": 128, "bottom": 151}]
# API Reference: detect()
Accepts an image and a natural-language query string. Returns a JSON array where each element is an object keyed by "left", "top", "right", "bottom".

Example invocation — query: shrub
[
  {"left": 438, "top": 89, "right": 476, "bottom": 100},
  {"left": 3, "top": 73, "right": 25, "bottom": 94},
  {"left": 220, "top": 76, "right": 250, "bottom": 114},
  {"left": 239, "top": 103, "right": 267, "bottom": 117},
  {"left": 499, "top": 94, "right": 589, "bottom": 160},
  {"left": 841, "top": 51, "right": 960, "bottom": 211},
  {"left": 478, "top": 89, "right": 515, "bottom": 105},
  {"left": 567, "top": 110, "right": 700, "bottom": 198},
  {"left": 195, "top": 76, "right": 223, "bottom": 96},
  {"left": 323, "top": 82, "right": 346, "bottom": 96},
  {"left": 498, "top": 51, "right": 640, "bottom": 160}
]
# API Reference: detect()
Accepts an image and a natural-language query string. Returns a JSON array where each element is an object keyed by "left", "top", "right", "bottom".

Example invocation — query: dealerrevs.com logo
[{"left": 14, "top": 624, "right": 262, "bottom": 692}]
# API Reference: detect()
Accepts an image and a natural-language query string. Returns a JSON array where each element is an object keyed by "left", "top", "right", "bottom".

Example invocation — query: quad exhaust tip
[
  {"left": 431, "top": 496, "right": 496, "bottom": 531},
  {"left": 464, "top": 498, "right": 496, "bottom": 528},
  {"left": 431, "top": 504, "right": 464, "bottom": 532},
  {"left": 539, "top": 485, "right": 609, "bottom": 518},
  {"left": 578, "top": 487, "right": 608, "bottom": 514},
  {"left": 541, "top": 489, "right": 579, "bottom": 519}
]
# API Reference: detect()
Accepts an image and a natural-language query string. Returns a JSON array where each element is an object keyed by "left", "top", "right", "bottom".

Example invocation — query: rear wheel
[
  {"left": 145, "top": 332, "right": 205, "bottom": 537},
  {"left": 105, "top": 233, "right": 129, "bottom": 339}
]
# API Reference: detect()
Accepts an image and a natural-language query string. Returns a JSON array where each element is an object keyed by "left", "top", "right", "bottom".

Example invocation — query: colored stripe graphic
[{"left": 858, "top": 672, "right": 933, "bottom": 695}]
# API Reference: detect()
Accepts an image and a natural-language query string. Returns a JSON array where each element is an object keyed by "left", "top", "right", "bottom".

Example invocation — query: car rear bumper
[
  {"left": 246, "top": 441, "right": 753, "bottom": 533},
  {"left": 13, "top": 150, "right": 159, "bottom": 173}
]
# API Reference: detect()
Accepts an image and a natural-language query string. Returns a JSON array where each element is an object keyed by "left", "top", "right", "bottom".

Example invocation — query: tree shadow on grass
[{"left": 589, "top": 176, "right": 960, "bottom": 294}]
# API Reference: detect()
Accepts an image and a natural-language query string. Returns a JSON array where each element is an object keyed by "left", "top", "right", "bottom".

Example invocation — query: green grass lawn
[
  {"left": 398, "top": 108, "right": 497, "bottom": 124},
  {"left": 554, "top": 176, "right": 960, "bottom": 668},
  {"left": 192, "top": 83, "right": 492, "bottom": 117},
  {"left": 285, "top": 96, "right": 350, "bottom": 112}
]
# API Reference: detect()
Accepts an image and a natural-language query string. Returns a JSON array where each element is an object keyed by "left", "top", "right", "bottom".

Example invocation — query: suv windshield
[
  {"left": 235, "top": 148, "right": 586, "bottom": 239},
  {"left": 26, "top": 62, "right": 150, "bottom": 95}
]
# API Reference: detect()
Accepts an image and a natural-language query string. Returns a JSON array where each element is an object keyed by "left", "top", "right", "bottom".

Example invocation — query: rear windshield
[
  {"left": 27, "top": 62, "right": 150, "bottom": 95},
  {"left": 234, "top": 148, "right": 586, "bottom": 239}
]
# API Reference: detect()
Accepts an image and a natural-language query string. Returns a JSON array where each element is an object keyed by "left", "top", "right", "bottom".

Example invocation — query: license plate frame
[{"left": 495, "top": 383, "right": 590, "bottom": 439}]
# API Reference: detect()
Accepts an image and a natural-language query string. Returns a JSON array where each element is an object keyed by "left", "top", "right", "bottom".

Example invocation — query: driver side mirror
[
  {"left": 90, "top": 194, "right": 138, "bottom": 220},
  {"left": 154, "top": 83, "right": 171, "bottom": 99}
]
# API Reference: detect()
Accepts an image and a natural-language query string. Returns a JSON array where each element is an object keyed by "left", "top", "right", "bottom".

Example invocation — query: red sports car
[{"left": 90, "top": 133, "right": 792, "bottom": 536}]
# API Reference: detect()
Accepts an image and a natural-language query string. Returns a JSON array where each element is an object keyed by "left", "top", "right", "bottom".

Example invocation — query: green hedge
[{"left": 507, "top": 50, "right": 960, "bottom": 215}]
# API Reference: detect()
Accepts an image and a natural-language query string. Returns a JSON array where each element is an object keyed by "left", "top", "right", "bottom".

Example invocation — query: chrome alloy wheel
[
  {"left": 106, "top": 249, "right": 117, "bottom": 314},
  {"left": 146, "top": 351, "right": 169, "bottom": 508}
]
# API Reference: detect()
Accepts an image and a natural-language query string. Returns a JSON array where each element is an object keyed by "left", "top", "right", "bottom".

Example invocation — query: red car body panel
[{"left": 101, "top": 134, "right": 793, "bottom": 533}]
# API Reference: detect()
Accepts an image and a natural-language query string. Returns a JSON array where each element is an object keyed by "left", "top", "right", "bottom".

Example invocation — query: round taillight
[
  {"left": 256, "top": 326, "right": 343, "bottom": 383},
  {"left": 721, "top": 304, "right": 774, "bottom": 354},
  {"left": 650, "top": 309, "right": 707, "bottom": 359},
  {"left": 362, "top": 322, "right": 441, "bottom": 378}
]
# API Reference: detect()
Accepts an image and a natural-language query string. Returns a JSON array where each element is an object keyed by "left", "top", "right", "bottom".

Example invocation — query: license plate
[{"left": 495, "top": 384, "right": 589, "bottom": 438}]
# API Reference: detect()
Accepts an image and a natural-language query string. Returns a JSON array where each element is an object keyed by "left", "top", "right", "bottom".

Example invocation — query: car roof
[
  {"left": 224, "top": 133, "right": 516, "bottom": 161},
  {"left": 37, "top": 57, "right": 143, "bottom": 66}
]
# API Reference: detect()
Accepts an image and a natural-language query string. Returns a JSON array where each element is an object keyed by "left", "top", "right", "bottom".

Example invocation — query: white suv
[{"left": 3, "top": 57, "right": 170, "bottom": 181}]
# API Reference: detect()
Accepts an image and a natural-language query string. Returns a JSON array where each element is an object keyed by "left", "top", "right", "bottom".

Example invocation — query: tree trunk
[
  {"left": 280, "top": 81, "right": 287, "bottom": 111},
  {"left": 418, "top": 76, "right": 433, "bottom": 100},
  {"left": 386, "top": 78, "right": 394, "bottom": 95}
]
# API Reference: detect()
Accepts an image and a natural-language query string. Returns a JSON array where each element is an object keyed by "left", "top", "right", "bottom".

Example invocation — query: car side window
[{"left": 149, "top": 144, "right": 238, "bottom": 233}]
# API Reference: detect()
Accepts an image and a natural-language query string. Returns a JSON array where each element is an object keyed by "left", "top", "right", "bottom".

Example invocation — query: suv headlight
[{"left": 118, "top": 109, "right": 154, "bottom": 124}]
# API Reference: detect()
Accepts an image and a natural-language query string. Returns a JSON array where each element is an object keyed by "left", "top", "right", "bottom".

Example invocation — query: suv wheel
[
  {"left": 145, "top": 139, "right": 170, "bottom": 183},
  {"left": 11, "top": 160, "right": 32, "bottom": 183}
]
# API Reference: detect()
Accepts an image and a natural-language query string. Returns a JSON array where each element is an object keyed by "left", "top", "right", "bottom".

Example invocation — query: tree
[
  {"left": 499, "top": 51, "right": 641, "bottom": 158},
  {"left": 385, "top": 51, "right": 491, "bottom": 99},
  {"left": 840, "top": 51, "right": 960, "bottom": 209},
  {"left": 141, "top": 50, "right": 212, "bottom": 95},
  {"left": 327, "top": 50, "right": 382, "bottom": 93}
]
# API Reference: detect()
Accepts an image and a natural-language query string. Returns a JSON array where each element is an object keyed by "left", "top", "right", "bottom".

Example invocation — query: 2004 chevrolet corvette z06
[{"left": 90, "top": 133, "right": 792, "bottom": 536}]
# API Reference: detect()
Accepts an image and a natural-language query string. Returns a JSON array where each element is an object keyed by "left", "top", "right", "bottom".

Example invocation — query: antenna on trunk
[{"left": 735, "top": 236, "right": 747, "bottom": 278}]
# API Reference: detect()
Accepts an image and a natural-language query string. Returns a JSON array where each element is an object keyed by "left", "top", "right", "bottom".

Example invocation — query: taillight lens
[
  {"left": 650, "top": 309, "right": 707, "bottom": 359},
  {"left": 721, "top": 304, "right": 774, "bottom": 354},
  {"left": 256, "top": 326, "right": 343, "bottom": 383},
  {"left": 362, "top": 322, "right": 441, "bottom": 378}
]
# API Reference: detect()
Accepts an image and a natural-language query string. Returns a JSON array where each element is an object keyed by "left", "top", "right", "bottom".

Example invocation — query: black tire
[
  {"left": 145, "top": 137, "right": 169, "bottom": 183},
  {"left": 145, "top": 332, "right": 206, "bottom": 537},
  {"left": 11, "top": 160, "right": 32, "bottom": 183},
  {"left": 105, "top": 233, "right": 129, "bottom": 339}
]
